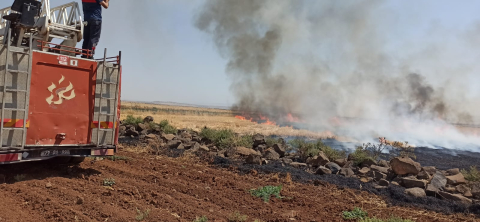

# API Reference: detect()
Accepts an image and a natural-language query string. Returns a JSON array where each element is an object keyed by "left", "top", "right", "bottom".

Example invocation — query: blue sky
[{"left": 2, "top": 0, "right": 480, "bottom": 107}]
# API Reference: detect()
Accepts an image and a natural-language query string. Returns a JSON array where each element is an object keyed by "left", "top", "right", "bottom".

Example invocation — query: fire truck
[{"left": 0, "top": 0, "right": 121, "bottom": 164}]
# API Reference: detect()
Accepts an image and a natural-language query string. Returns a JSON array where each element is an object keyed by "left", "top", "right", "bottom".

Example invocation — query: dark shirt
[{"left": 82, "top": 0, "right": 104, "bottom": 21}]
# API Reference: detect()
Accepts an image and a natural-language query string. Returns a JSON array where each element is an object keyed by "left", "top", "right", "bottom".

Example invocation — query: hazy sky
[{"left": 2, "top": 0, "right": 480, "bottom": 107}]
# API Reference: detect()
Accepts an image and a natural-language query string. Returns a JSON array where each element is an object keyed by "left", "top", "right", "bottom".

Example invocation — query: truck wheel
[{"left": 70, "top": 157, "right": 86, "bottom": 164}]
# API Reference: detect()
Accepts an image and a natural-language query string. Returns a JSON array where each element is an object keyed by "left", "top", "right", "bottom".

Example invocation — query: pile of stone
[{"left": 118, "top": 117, "right": 480, "bottom": 205}]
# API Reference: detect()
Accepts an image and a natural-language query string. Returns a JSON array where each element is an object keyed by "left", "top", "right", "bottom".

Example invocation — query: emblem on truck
[{"left": 46, "top": 75, "right": 76, "bottom": 105}]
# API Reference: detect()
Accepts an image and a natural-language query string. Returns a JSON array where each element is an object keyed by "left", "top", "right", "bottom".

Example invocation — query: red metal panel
[
  {"left": 0, "top": 154, "right": 19, "bottom": 162},
  {"left": 27, "top": 52, "right": 97, "bottom": 145}
]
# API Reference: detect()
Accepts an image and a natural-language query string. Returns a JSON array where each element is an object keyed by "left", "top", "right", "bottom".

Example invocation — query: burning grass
[{"left": 120, "top": 102, "right": 334, "bottom": 138}]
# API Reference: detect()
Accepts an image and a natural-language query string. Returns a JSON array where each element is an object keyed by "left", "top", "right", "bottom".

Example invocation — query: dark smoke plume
[{"left": 195, "top": 0, "right": 480, "bottom": 149}]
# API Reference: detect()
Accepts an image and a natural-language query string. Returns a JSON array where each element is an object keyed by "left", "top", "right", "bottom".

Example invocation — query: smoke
[{"left": 195, "top": 0, "right": 480, "bottom": 150}]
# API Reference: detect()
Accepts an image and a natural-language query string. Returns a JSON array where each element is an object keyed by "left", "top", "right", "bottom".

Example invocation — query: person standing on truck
[{"left": 81, "top": 0, "right": 109, "bottom": 59}]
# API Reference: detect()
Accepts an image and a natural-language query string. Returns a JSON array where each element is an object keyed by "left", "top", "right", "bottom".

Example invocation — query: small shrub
[
  {"left": 359, "top": 216, "right": 414, "bottom": 222},
  {"left": 193, "top": 216, "right": 208, "bottom": 222},
  {"left": 249, "top": 185, "right": 283, "bottom": 202},
  {"left": 234, "top": 135, "right": 254, "bottom": 148},
  {"left": 343, "top": 207, "right": 368, "bottom": 220},
  {"left": 14, "top": 174, "right": 26, "bottom": 182},
  {"left": 135, "top": 208, "right": 150, "bottom": 221},
  {"left": 461, "top": 166, "right": 480, "bottom": 182},
  {"left": 162, "top": 124, "right": 177, "bottom": 134},
  {"left": 106, "top": 155, "right": 130, "bottom": 161},
  {"left": 123, "top": 115, "right": 143, "bottom": 125},
  {"left": 265, "top": 136, "right": 281, "bottom": 147},
  {"left": 103, "top": 178, "right": 116, "bottom": 186},
  {"left": 200, "top": 128, "right": 236, "bottom": 149},
  {"left": 288, "top": 138, "right": 345, "bottom": 160},
  {"left": 159, "top": 120, "right": 169, "bottom": 128},
  {"left": 254, "top": 220, "right": 265, "bottom": 222},
  {"left": 227, "top": 211, "right": 248, "bottom": 222}
]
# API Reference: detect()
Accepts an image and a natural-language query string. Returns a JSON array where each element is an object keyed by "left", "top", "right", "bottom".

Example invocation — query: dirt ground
[{"left": 0, "top": 148, "right": 477, "bottom": 222}]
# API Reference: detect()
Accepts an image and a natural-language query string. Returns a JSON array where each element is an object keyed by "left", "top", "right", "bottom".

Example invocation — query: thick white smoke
[{"left": 195, "top": 0, "right": 480, "bottom": 151}]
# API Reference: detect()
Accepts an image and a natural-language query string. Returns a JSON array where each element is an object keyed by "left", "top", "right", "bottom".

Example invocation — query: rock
[
  {"left": 422, "top": 166, "right": 437, "bottom": 176},
  {"left": 334, "top": 158, "right": 347, "bottom": 167},
  {"left": 358, "top": 167, "right": 370, "bottom": 175},
  {"left": 430, "top": 171, "right": 447, "bottom": 191},
  {"left": 325, "top": 162, "right": 341, "bottom": 174},
  {"left": 472, "top": 183, "right": 480, "bottom": 199},
  {"left": 371, "top": 165, "right": 389, "bottom": 174},
  {"left": 438, "top": 191, "right": 473, "bottom": 205},
  {"left": 125, "top": 129, "right": 139, "bottom": 137},
  {"left": 162, "top": 134, "right": 176, "bottom": 141},
  {"left": 216, "top": 150, "right": 226, "bottom": 158},
  {"left": 166, "top": 140, "right": 182, "bottom": 149},
  {"left": 76, "top": 196, "right": 84, "bottom": 205},
  {"left": 192, "top": 136, "right": 202, "bottom": 142},
  {"left": 360, "top": 177, "right": 370, "bottom": 183},
  {"left": 262, "top": 159, "right": 269, "bottom": 165},
  {"left": 390, "top": 157, "right": 421, "bottom": 175},
  {"left": 246, "top": 155, "right": 262, "bottom": 165},
  {"left": 235, "top": 147, "right": 261, "bottom": 156},
  {"left": 199, "top": 145, "right": 210, "bottom": 152},
  {"left": 417, "top": 170, "right": 431, "bottom": 180},
  {"left": 405, "top": 188, "right": 426, "bottom": 198},
  {"left": 180, "top": 132, "right": 192, "bottom": 140},
  {"left": 146, "top": 134, "right": 157, "bottom": 139},
  {"left": 426, "top": 184, "right": 440, "bottom": 196},
  {"left": 391, "top": 181, "right": 400, "bottom": 186},
  {"left": 360, "top": 158, "right": 377, "bottom": 168},
  {"left": 446, "top": 168, "right": 460, "bottom": 176},
  {"left": 402, "top": 178, "right": 427, "bottom": 189},
  {"left": 367, "top": 170, "right": 387, "bottom": 182},
  {"left": 253, "top": 134, "right": 266, "bottom": 147},
  {"left": 444, "top": 186, "right": 456, "bottom": 193},
  {"left": 339, "top": 168, "right": 355, "bottom": 177},
  {"left": 119, "top": 125, "right": 126, "bottom": 134},
  {"left": 136, "top": 123, "right": 147, "bottom": 131},
  {"left": 263, "top": 149, "right": 280, "bottom": 160},
  {"left": 307, "top": 152, "right": 329, "bottom": 167},
  {"left": 290, "top": 162, "right": 307, "bottom": 168},
  {"left": 378, "top": 179, "right": 390, "bottom": 186},
  {"left": 143, "top": 116, "right": 154, "bottom": 123},
  {"left": 45, "top": 183, "right": 52, "bottom": 188},
  {"left": 281, "top": 157, "right": 293, "bottom": 164},
  {"left": 378, "top": 160, "right": 390, "bottom": 168},
  {"left": 139, "top": 130, "right": 148, "bottom": 136},
  {"left": 315, "top": 166, "right": 332, "bottom": 175},
  {"left": 177, "top": 144, "right": 185, "bottom": 150},
  {"left": 446, "top": 173, "right": 466, "bottom": 186},
  {"left": 255, "top": 144, "right": 267, "bottom": 153},
  {"left": 374, "top": 185, "right": 387, "bottom": 190},
  {"left": 273, "top": 144, "right": 286, "bottom": 157}
]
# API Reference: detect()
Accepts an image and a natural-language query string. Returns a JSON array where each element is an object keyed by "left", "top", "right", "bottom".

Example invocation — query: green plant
[
  {"left": 200, "top": 128, "right": 236, "bottom": 149},
  {"left": 253, "top": 220, "right": 264, "bottom": 222},
  {"left": 265, "top": 136, "right": 281, "bottom": 147},
  {"left": 227, "top": 211, "right": 248, "bottom": 222},
  {"left": 359, "top": 216, "right": 414, "bottom": 222},
  {"left": 103, "top": 178, "right": 116, "bottom": 186},
  {"left": 14, "top": 174, "right": 26, "bottom": 182},
  {"left": 157, "top": 120, "right": 177, "bottom": 134},
  {"left": 106, "top": 155, "right": 130, "bottom": 161},
  {"left": 288, "top": 138, "right": 345, "bottom": 160},
  {"left": 343, "top": 207, "right": 368, "bottom": 220},
  {"left": 193, "top": 216, "right": 208, "bottom": 222},
  {"left": 461, "top": 166, "right": 480, "bottom": 182},
  {"left": 249, "top": 185, "right": 283, "bottom": 202},
  {"left": 135, "top": 208, "right": 150, "bottom": 221},
  {"left": 123, "top": 115, "right": 143, "bottom": 125},
  {"left": 234, "top": 135, "right": 254, "bottom": 148}
]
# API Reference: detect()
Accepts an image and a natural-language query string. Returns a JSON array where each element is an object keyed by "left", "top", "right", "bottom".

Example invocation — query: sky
[{"left": 2, "top": 0, "right": 480, "bottom": 108}]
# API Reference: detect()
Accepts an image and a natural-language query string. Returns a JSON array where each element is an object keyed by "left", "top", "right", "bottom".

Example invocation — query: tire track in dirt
[{"left": 0, "top": 150, "right": 477, "bottom": 222}]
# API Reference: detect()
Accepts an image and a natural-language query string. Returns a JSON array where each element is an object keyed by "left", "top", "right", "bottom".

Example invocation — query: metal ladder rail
[
  {"left": 0, "top": 29, "right": 31, "bottom": 149},
  {"left": 96, "top": 49, "right": 108, "bottom": 146},
  {"left": 96, "top": 50, "right": 121, "bottom": 146}
]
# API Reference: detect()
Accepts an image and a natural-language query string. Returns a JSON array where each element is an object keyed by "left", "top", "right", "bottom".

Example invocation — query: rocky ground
[
  {"left": 0, "top": 116, "right": 477, "bottom": 221},
  {"left": 120, "top": 117, "right": 480, "bottom": 216}
]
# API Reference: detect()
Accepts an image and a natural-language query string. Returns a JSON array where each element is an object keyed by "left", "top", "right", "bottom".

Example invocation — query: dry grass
[{"left": 120, "top": 101, "right": 334, "bottom": 138}]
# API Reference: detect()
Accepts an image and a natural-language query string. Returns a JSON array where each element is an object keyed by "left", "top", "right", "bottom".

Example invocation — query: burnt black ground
[{"left": 208, "top": 156, "right": 480, "bottom": 216}]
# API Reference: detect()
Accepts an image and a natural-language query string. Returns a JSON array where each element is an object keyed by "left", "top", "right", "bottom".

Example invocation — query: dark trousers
[{"left": 81, "top": 20, "right": 102, "bottom": 59}]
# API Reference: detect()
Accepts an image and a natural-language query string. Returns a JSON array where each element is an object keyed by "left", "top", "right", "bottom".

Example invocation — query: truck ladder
[
  {"left": 0, "top": 29, "right": 32, "bottom": 150},
  {"left": 95, "top": 49, "right": 121, "bottom": 146}
]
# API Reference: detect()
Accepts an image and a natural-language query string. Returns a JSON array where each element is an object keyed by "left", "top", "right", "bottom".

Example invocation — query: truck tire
[{"left": 69, "top": 157, "right": 86, "bottom": 164}]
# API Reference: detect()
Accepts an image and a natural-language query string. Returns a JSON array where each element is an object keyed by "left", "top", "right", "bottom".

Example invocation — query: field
[
  {"left": 0, "top": 102, "right": 477, "bottom": 221},
  {"left": 120, "top": 101, "right": 336, "bottom": 139}
]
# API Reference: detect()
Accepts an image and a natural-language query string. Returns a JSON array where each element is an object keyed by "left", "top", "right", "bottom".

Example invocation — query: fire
[
  {"left": 286, "top": 113, "right": 300, "bottom": 122},
  {"left": 235, "top": 115, "right": 246, "bottom": 120},
  {"left": 264, "top": 119, "right": 277, "bottom": 126}
]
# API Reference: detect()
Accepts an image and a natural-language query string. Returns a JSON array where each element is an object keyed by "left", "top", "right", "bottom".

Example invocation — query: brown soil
[{"left": 0, "top": 149, "right": 477, "bottom": 222}]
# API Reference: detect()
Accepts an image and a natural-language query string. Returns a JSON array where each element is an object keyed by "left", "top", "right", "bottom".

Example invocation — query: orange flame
[{"left": 235, "top": 115, "right": 246, "bottom": 120}]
